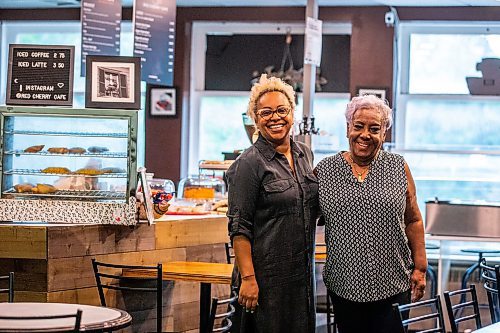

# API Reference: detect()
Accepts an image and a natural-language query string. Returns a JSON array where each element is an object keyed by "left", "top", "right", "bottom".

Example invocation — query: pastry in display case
[
  {"left": 0, "top": 106, "right": 138, "bottom": 225},
  {"left": 167, "top": 175, "right": 226, "bottom": 214}
]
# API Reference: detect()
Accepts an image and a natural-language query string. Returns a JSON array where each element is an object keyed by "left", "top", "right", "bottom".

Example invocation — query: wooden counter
[{"left": 0, "top": 214, "right": 230, "bottom": 333}]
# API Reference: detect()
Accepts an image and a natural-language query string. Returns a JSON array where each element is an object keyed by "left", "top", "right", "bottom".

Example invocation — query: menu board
[
  {"left": 6, "top": 44, "right": 74, "bottom": 106},
  {"left": 133, "top": 0, "right": 176, "bottom": 86},
  {"left": 80, "top": 0, "right": 122, "bottom": 76}
]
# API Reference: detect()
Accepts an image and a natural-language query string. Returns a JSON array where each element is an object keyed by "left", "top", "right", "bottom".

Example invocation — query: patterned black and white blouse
[{"left": 315, "top": 150, "right": 413, "bottom": 302}]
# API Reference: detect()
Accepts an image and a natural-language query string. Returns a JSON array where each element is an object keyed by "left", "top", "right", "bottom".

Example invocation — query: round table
[{"left": 0, "top": 302, "right": 132, "bottom": 332}]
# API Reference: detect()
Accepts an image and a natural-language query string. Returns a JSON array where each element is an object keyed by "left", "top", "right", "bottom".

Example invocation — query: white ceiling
[{"left": 1, "top": 0, "right": 500, "bottom": 9}]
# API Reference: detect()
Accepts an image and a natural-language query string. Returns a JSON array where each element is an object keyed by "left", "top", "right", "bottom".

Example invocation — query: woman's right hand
[{"left": 239, "top": 276, "right": 259, "bottom": 313}]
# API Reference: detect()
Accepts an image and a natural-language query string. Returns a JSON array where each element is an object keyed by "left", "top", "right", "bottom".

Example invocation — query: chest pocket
[{"left": 262, "top": 179, "right": 297, "bottom": 214}]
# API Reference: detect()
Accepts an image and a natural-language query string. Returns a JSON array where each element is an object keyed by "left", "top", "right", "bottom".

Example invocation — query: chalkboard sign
[{"left": 6, "top": 44, "right": 74, "bottom": 106}]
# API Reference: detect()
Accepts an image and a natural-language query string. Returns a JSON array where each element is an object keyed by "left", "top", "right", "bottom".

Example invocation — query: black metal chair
[
  {"left": 425, "top": 243, "right": 439, "bottom": 298},
  {"left": 0, "top": 309, "right": 82, "bottom": 333},
  {"left": 392, "top": 295, "right": 446, "bottom": 333},
  {"left": 314, "top": 243, "right": 336, "bottom": 333},
  {"left": 207, "top": 290, "right": 238, "bottom": 333},
  {"left": 443, "top": 284, "right": 482, "bottom": 333},
  {"left": 0, "top": 272, "right": 14, "bottom": 303},
  {"left": 315, "top": 290, "right": 336, "bottom": 333},
  {"left": 224, "top": 242, "right": 235, "bottom": 264},
  {"left": 461, "top": 249, "right": 500, "bottom": 288},
  {"left": 91, "top": 259, "right": 163, "bottom": 333},
  {"left": 480, "top": 258, "right": 500, "bottom": 323}
]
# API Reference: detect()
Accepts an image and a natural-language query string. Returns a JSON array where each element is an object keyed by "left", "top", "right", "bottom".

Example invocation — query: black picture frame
[
  {"left": 85, "top": 55, "right": 141, "bottom": 109},
  {"left": 356, "top": 87, "right": 389, "bottom": 101},
  {"left": 147, "top": 83, "right": 177, "bottom": 117}
]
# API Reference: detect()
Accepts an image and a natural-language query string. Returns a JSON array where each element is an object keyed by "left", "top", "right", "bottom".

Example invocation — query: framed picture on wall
[
  {"left": 85, "top": 55, "right": 141, "bottom": 109},
  {"left": 356, "top": 87, "right": 389, "bottom": 101},
  {"left": 147, "top": 84, "right": 176, "bottom": 116}
]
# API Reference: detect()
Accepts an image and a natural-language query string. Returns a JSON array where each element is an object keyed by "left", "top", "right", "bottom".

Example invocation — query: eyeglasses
[{"left": 256, "top": 106, "right": 291, "bottom": 120}]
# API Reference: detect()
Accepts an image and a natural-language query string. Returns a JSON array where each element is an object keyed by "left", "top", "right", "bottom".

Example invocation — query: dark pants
[{"left": 331, "top": 290, "right": 411, "bottom": 333}]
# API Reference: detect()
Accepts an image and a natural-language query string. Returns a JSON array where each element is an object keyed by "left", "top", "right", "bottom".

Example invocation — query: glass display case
[{"left": 0, "top": 106, "right": 138, "bottom": 224}]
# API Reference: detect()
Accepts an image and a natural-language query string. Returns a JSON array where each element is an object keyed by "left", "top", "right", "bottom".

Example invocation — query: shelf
[
  {"left": 3, "top": 188, "right": 126, "bottom": 200},
  {"left": 198, "top": 160, "right": 234, "bottom": 171},
  {"left": 4, "top": 169, "right": 127, "bottom": 178},
  {"left": 4, "top": 150, "right": 127, "bottom": 158},
  {"left": 4, "top": 130, "right": 127, "bottom": 138}
]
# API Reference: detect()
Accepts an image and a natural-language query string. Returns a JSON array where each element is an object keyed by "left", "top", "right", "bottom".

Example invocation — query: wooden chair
[
  {"left": 392, "top": 295, "right": 446, "bottom": 333},
  {"left": 0, "top": 272, "right": 14, "bottom": 303},
  {"left": 0, "top": 309, "right": 82, "bottom": 333},
  {"left": 91, "top": 259, "right": 163, "bottom": 333},
  {"left": 443, "top": 284, "right": 482, "bottom": 333},
  {"left": 480, "top": 258, "right": 500, "bottom": 323},
  {"left": 207, "top": 290, "right": 238, "bottom": 333}
]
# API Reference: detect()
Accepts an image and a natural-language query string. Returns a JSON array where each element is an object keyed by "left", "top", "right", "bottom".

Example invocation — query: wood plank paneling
[
  {"left": 0, "top": 226, "right": 46, "bottom": 259},
  {"left": 47, "top": 224, "right": 155, "bottom": 259},
  {"left": 155, "top": 216, "right": 229, "bottom": 248},
  {"left": 0, "top": 216, "right": 232, "bottom": 332},
  {"left": 0, "top": 259, "right": 47, "bottom": 292},
  {"left": 47, "top": 248, "right": 186, "bottom": 291}
]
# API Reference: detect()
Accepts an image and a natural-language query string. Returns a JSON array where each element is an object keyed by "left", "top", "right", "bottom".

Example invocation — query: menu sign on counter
[
  {"left": 133, "top": 0, "right": 176, "bottom": 86},
  {"left": 80, "top": 0, "right": 122, "bottom": 76},
  {"left": 6, "top": 44, "right": 74, "bottom": 106}
]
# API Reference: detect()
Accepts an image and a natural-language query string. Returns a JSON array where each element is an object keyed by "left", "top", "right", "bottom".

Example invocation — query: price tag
[{"left": 6, "top": 44, "right": 74, "bottom": 106}]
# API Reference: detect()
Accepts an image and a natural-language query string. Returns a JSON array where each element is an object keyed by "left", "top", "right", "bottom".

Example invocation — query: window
[
  {"left": 394, "top": 22, "right": 500, "bottom": 214},
  {"left": 0, "top": 21, "right": 145, "bottom": 166},
  {"left": 185, "top": 22, "right": 352, "bottom": 176}
]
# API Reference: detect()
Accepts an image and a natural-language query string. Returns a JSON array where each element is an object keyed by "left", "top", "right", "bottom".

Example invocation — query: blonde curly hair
[{"left": 247, "top": 74, "right": 296, "bottom": 123}]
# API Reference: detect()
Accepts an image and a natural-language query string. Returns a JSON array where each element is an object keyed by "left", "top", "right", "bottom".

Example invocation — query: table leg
[{"left": 200, "top": 282, "right": 212, "bottom": 333}]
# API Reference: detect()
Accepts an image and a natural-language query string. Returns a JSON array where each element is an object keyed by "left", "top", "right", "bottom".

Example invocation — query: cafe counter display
[
  {"left": 0, "top": 106, "right": 138, "bottom": 225},
  {"left": 0, "top": 213, "right": 230, "bottom": 332}
]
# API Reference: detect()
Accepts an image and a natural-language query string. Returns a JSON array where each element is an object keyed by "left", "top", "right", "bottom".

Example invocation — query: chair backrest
[
  {"left": 91, "top": 258, "right": 163, "bottom": 333},
  {"left": 480, "top": 258, "right": 500, "bottom": 323},
  {"left": 392, "top": 295, "right": 446, "bottom": 333},
  {"left": 224, "top": 242, "right": 235, "bottom": 264},
  {"left": 443, "top": 284, "right": 482, "bottom": 333},
  {"left": 0, "top": 272, "right": 14, "bottom": 303},
  {"left": 208, "top": 290, "right": 238, "bottom": 333},
  {"left": 0, "top": 309, "right": 82, "bottom": 333}
]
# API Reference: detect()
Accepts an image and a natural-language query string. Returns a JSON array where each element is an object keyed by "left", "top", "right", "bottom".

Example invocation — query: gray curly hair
[
  {"left": 247, "top": 74, "right": 296, "bottom": 122},
  {"left": 345, "top": 94, "right": 393, "bottom": 130}
]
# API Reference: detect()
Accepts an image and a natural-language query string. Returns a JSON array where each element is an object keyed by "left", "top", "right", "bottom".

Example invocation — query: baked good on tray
[
  {"left": 31, "top": 183, "right": 57, "bottom": 194},
  {"left": 74, "top": 168, "right": 104, "bottom": 175},
  {"left": 87, "top": 146, "right": 109, "bottom": 153},
  {"left": 23, "top": 145, "right": 44, "bottom": 153},
  {"left": 101, "top": 167, "right": 126, "bottom": 174},
  {"left": 48, "top": 147, "right": 69, "bottom": 154},
  {"left": 14, "top": 183, "right": 34, "bottom": 193},
  {"left": 42, "top": 167, "right": 72, "bottom": 174},
  {"left": 68, "top": 147, "right": 86, "bottom": 154}
]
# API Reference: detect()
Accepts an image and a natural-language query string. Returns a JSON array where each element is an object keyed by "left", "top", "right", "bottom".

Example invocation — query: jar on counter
[{"left": 177, "top": 175, "right": 226, "bottom": 201}]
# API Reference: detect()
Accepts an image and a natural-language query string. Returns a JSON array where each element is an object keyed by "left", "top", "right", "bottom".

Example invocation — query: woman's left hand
[{"left": 410, "top": 269, "right": 426, "bottom": 302}]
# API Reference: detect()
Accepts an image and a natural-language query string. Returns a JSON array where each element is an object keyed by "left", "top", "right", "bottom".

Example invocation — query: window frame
[
  {"left": 395, "top": 21, "right": 500, "bottom": 145},
  {"left": 184, "top": 21, "right": 352, "bottom": 177}
]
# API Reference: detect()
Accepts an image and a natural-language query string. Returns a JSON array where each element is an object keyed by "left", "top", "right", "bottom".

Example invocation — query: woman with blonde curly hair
[{"left": 226, "top": 74, "right": 320, "bottom": 332}]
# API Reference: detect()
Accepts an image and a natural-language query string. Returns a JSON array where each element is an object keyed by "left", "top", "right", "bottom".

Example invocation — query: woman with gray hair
[
  {"left": 226, "top": 74, "right": 320, "bottom": 332},
  {"left": 315, "top": 94, "right": 427, "bottom": 333}
]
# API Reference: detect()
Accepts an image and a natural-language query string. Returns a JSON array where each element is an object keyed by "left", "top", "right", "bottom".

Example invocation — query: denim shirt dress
[{"left": 226, "top": 134, "right": 319, "bottom": 333}]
